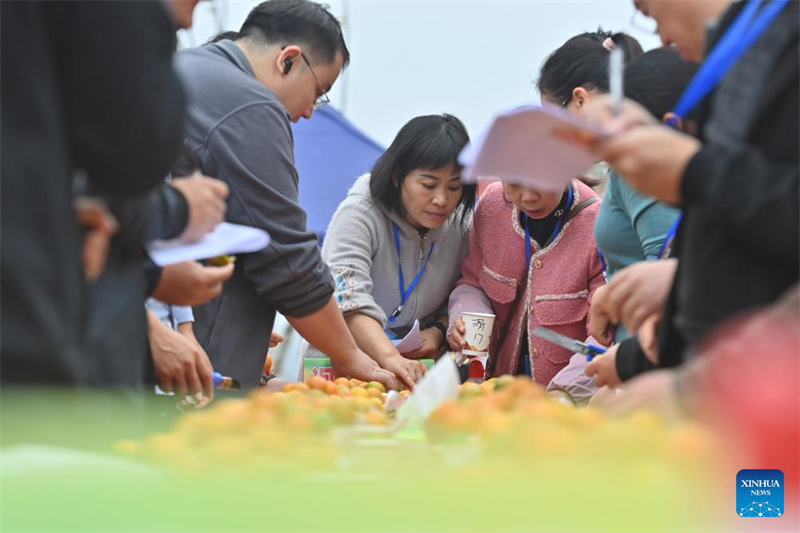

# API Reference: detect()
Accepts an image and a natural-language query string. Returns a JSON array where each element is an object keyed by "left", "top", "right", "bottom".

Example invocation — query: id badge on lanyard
[{"left": 388, "top": 222, "right": 435, "bottom": 324}]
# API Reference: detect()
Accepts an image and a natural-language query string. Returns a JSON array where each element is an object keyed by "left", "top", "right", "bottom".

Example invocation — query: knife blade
[{"left": 532, "top": 327, "right": 607, "bottom": 361}]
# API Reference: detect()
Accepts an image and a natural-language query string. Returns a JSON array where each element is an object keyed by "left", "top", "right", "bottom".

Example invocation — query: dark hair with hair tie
[
  {"left": 537, "top": 28, "right": 644, "bottom": 106},
  {"left": 370, "top": 114, "right": 475, "bottom": 226}
]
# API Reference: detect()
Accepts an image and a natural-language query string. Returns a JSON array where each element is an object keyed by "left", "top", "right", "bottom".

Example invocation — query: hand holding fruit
[
  {"left": 375, "top": 352, "right": 423, "bottom": 390},
  {"left": 382, "top": 355, "right": 426, "bottom": 388},
  {"left": 331, "top": 348, "right": 399, "bottom": 392}
]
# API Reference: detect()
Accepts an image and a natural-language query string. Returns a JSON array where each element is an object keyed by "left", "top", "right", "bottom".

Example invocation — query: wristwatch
[
  {"left": 259, "top": 372, "right": 278, "bottom": 387},
  {"left": 423, "top": 322, "right": 448, "bottom": 344}
]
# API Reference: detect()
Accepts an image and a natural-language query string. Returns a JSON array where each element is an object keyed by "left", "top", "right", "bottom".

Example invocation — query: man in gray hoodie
[{"left": 174, "top": 0, "right": 401, "bottom": 389}]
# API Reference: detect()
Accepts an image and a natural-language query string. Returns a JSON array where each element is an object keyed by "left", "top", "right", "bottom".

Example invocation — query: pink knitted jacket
[{"left": 449, "top": 180, "right": 605, "bottom": 386}]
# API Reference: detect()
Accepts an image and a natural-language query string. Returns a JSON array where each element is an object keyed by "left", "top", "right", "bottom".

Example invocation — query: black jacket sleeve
[
  {"left": 103, "top": 184, "right": 189, "bottom": 246},
  {"left": 143, "top": 185, "right": 189, "bottom": 242},
  {"left": 49, "top": 1, "right": 185, "bottom": 195},
  {"left": 615, "top": 336, "right": 657, "bottom": 382},
  {"left": 682, "top": 143, "right": 799, "bottom": 269}
]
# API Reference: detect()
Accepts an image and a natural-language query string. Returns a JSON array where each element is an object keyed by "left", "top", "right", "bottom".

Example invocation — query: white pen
[{"left": 609, "top": 47, "right": 624, "bottom": 117}]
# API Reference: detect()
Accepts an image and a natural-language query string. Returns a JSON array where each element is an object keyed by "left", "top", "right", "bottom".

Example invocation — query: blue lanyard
[
  {"left": 658, "top": 212, "right": 683, "bottom": 259},
  {"left": 594, "top": 249, "right": 617, "bottom": 344},
  {"left": 524, "top": 187, "right": 573, "bottom": 272},
  {"left": 671, "top": 0, "right": 790, "bottom": 121},
  {"left": 597, "top": 250, "right": 608, "bottom": 280},
  {"left": 389, "top": 222, "right": 435, "bottom": 323},
  {"left": 662, "top": 0, "right": 788, "bottom": 252}
]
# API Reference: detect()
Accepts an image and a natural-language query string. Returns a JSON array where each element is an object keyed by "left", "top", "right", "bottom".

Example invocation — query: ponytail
[{"left": 537, "top": 28, "right": 644, "bottom": 105}]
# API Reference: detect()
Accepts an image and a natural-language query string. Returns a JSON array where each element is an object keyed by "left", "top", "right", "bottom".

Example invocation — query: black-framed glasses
[
  {"left": 300, "top": 52, "right": 331, "bottom": 110},
  {"left": 629, "top": 9, "right": 659, "bottom": 35}
]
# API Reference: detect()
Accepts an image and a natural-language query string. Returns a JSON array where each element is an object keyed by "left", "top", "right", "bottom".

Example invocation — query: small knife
[
  {"left": 213, "top": 372, "right": 241, "bottom": 390},
  {"left": 532, "top": 327, "right": 607, "bottom": 361}
]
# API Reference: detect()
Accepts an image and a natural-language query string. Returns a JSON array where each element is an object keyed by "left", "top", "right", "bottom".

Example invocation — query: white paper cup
[{"left": 461, "top": 312, "right": 495, "bottom": 356}]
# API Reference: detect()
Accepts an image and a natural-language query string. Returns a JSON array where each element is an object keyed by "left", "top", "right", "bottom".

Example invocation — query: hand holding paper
[
  {"left": 146, "top": 222, "right": 270, "bottom": 267},
  {"left": 391, "top": 319, "right": 423, "bottom": 354},
  {"left": 459, "top": 104, "right": 610, "bottom": 192}
]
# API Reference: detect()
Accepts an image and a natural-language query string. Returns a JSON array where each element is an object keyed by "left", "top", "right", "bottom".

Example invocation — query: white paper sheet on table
[
  {"left": 391, "top": 319, "right": 423, "bottom": 354},
  {"left": 146, "top": 222, "right": 270, "bottom": 267},
  {"left": 395, "top": 356, "right": 460, "bottom": 424},
  {"left": 459, "top": 104, "right": 611, "bottom": 192}
]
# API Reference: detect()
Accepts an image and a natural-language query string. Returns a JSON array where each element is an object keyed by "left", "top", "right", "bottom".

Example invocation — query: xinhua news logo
[{"left": 737, "top": 469, "right": 784, "bottom": 517}]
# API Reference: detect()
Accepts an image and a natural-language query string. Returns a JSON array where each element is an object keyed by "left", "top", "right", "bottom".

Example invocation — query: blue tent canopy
[{"left": 291, "top": 106, "right": 384, "bottom": 240}]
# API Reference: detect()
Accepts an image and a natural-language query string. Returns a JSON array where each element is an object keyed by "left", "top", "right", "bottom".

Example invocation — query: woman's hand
[
  {"left": 331, "top": 348, "right": 399, "bottom": 391},
  {"left": 447, "top": 316, "right": 468, "bottom": 351},
  {"left": 380, "top": 355, "right": 426, "bottom": 389},
  {"left": 405, "top": 327, "right": 444, "bottom": 359}
]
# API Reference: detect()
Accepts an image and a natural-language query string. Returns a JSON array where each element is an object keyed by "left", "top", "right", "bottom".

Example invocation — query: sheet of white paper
[
  {"left": 395, "top": 356, "right": 460, "bottom": 424},
  {"left": 459, "top": 104, "right": 610, "bottom": 192},
  {"left": 391, "top": 319, "right": 423, "bottom": 353},
  {"left": 146, "top": 222, "right": 270, "bottom": 267}
]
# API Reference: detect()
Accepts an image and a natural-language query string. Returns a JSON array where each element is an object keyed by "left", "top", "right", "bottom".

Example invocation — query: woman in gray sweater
[{"left": 305, "top": 115, "right": 475, "bottom": 387}]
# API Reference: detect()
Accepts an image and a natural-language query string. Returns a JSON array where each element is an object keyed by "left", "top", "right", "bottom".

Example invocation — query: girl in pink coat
[{"left": 448, "top": 178, "right": 604, "bottom": 387}]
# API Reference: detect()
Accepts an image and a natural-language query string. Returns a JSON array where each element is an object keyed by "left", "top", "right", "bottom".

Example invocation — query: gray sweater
[
  {"left": 305, "top": 175, "right": 470, "bottom": 358},
  {"left": 174, "top": 40, "right": 334, "bottom": 388}
]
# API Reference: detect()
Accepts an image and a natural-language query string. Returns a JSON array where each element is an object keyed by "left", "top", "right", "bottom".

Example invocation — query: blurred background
[
  {"left": 180, "top": 0, "right": 661, "bottom": 146},
  {"left": 178, "top": 1, "right": 662, "bottom": 380}
]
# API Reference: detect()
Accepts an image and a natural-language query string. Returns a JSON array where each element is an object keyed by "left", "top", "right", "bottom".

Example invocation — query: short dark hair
[
  {"left": 205, "top": 31, "right": 241, "bottom": 46},
  {"left": 229, "top": 0, "right": 350, "bottom": 68},
  {"left": 624, "top": 48, "right": 699, "bottom": 120},
  {"left": 370, "top": 114, "right": 475, "bottom": 225},
  {"left": 537, "top": 29, "right": 644, "bottom": 105}
]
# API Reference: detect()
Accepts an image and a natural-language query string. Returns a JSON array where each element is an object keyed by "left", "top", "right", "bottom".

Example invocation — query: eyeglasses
[
  {"left": 629, "top": 9, "right": 659, "bottom": 35},
  {"left": 300, "top": 52, "right": 331, "bottom": 110}
]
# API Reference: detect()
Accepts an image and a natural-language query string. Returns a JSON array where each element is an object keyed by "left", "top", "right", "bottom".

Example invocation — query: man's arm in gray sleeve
[{"left": 204, "top": 103, "right": 333, "bottom": 317}]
